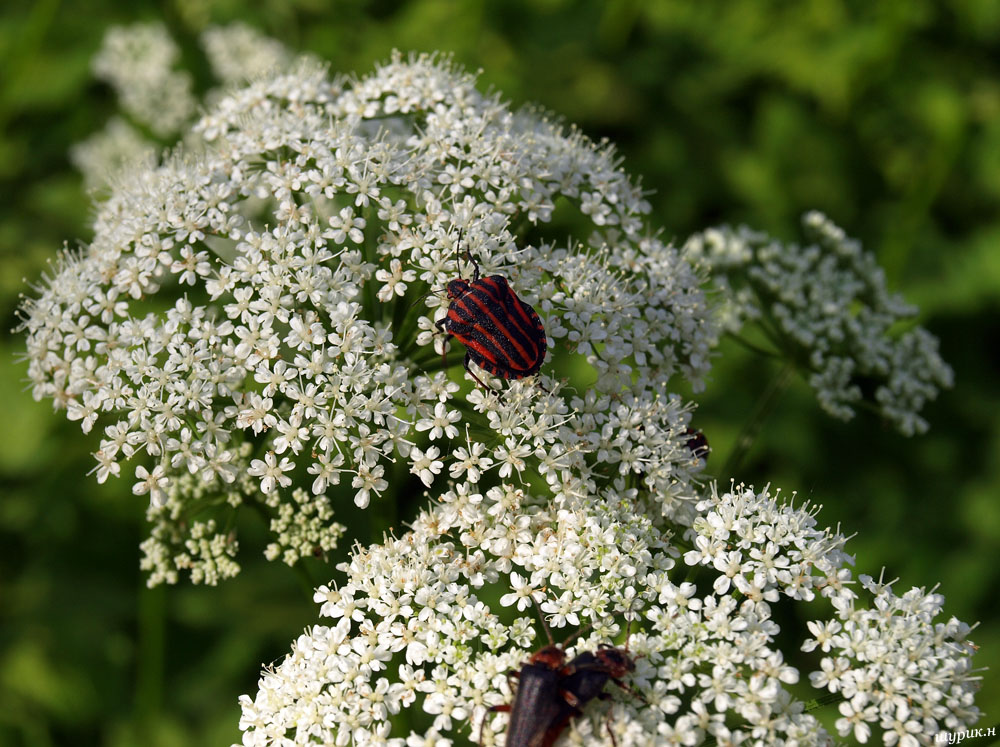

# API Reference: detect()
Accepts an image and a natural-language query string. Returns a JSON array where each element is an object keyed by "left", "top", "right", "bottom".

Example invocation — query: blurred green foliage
[{"left": 1, "top": 0, "right": 998, "bottom": 744}]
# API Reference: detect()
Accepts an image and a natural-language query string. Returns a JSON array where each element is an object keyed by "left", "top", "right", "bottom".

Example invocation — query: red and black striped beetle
[{"left": 435, "top": 249, "right": 547, "bottom": 392}]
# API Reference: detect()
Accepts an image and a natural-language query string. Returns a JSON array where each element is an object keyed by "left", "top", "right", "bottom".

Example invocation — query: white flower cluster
[
  {"left": 19, "top": 52, "right": 713, "bottom": 580},
  {"left": 201, "top": 22, "right": 293, "bottom": 83},
  {"left": 236, "top": 483, "right": 979, "bottom": 746},
  {"left": 806, "top": 575, "right": 980, "bottom": 745},
  {"left": 91, "top": 22, "right": 196, "bottom": 137},
  {"left": 24, "top": 37, "right": 979, "bottom": 744},
  {"left": 692, "top": 487, "right": 980, "bottom": 745},
  {"left": 69, "top": 116, "right": 157, "bottom": 192},
  {"left": 683, "top": 212, "right": 953, "bottom": 435}
]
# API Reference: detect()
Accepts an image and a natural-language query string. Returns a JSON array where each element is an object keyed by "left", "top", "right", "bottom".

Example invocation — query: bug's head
[
  {"left": 594, "top": 647, "right": 635, "bottom": 678},
  {"left": 528, "top": 645, "right": 568, "bottom": 670},
  {"left": 446, "top": 278, "right": 470, "bottom": 299}
]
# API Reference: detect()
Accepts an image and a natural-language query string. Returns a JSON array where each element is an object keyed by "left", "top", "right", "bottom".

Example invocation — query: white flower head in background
[
  {"left": 69, "top": 116, "right": 157, "bottom": 193},
  {"left": 90, "top": 22, "right": 196, "bottom": 138},
  {"left": 683, "top": 213, "right": 954, "bottom": 436},
  {"left": 201, "top": 21, "right": 293, "bottom": 83}
]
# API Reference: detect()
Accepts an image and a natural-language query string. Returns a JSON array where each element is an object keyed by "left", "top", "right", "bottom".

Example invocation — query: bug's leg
[
  {"left": 610, "top": 677, "right": 647, "bottom": 703},
  {"left": 605, "top": 709, "right": 619, "bottom": 747},
  {"left": 464, "top": 352, "right": 493, "bottom": 392},
  {"left": 534, "top": 376, "right": 551, "bottom": 394},
  {"left": 479, "top": 703, "right": 513, "bottom": 747},
  {"left": 435, "top": 318, "right": 451, "bottom": 369},
  {"left": 464, "top": 354, "right": 506, "bottom": 402},
  {"left": 479, "top": 664, "right": 521, "bottom": 747},
  {"left": 556, "top": 687, "right": 581, "bottom": 709},
  {"left": 460, "top": 227, "right": 480, "bottom": 281}
]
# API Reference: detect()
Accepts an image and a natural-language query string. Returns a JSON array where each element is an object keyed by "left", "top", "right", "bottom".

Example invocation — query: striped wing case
[{"left": 441, "top": 275, "right": 547, "bottom": 382}]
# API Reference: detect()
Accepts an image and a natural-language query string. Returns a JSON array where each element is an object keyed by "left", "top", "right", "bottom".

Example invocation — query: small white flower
[
  {"left": 409, "top": 446, "right": 443, "bottom": 488},
  {"left": 132, "top": 463, "right": 168, "bottom": 507},
  {"left": 247, "top": 451, "right": 294, "bottom": 494},
  {"left": 375, "top": 258, "right": 417, "bottom": 301}
]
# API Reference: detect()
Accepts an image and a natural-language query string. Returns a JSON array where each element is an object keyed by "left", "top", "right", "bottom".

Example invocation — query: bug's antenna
[
  {"left": 403, "top": 287, "right": 447, "bottom": 315},
  {"left": 562, "top": 619, "right": 596, "bottom": 648},
  {"left": 530, "top": 595, "right": 555, "bottom": 646},
  {"left": 454, "top": 224, "right": 480, "bottom": 281}
]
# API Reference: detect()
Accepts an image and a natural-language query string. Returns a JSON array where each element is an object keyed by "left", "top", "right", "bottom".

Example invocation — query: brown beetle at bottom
[
  {"left": 539, "top": 645, "right": 641, "bottom": 747},
  {"left": 479, "top": 644, "right": 572, "bottom": 747},
  {"left": 482, "top": 640, "right": 642, "bottom": 747}
]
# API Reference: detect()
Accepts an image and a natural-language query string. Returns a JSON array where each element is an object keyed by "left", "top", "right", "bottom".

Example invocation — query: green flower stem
[
  {"left": 804, "top": 691, "right": 845, "bottom": 711},
  {"left": 291, "top": 559, "right": 322, "bottom": 598},
  {"left": 728, "top": 333, "right": 781, "bottom": 359},
  {"left": 135, "top": 583, "right": 166, "bottom": 730},
  {"left": 721, "top": 361, "right": 795, "bottom": 480},
  {"left": 373, "top": 480, "right": 399, "bottom": 539}
]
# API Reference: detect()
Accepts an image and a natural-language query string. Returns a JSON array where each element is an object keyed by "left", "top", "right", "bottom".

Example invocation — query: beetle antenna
[
  {"left": 404, "top": 287, "right": 446, "bottom": 315},
  {"left": 530, "top": 596, "right": 556, "bottom": 646},
  {"left": 562, "top": 620, "right": 595, "bottom": 648},
  {"left": 452, "top": 224, "right": 480, "bottom": 281}
]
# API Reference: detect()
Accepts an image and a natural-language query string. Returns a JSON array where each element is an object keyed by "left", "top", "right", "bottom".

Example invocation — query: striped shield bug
[{"left": 435, "top": 243, "right": 547, "bottom": 392}]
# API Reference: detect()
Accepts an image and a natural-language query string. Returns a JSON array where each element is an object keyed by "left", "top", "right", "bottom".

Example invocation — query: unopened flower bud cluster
[{"left": 683, "top": 212, "right": 953, "bottom": 435}]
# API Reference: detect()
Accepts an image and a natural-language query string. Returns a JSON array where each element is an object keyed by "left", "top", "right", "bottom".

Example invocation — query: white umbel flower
[
  {"left": 684, "top": 213, "right": 953, "bottom": 435},
  {"left": 90, "top": 22, "right": 195, "bottom": 137},
  {"left": 236, "top": 482, "right": 979, "bottom": 746},
  {"left": 20, "top": 52, "right": 714, "bottom": 581}
]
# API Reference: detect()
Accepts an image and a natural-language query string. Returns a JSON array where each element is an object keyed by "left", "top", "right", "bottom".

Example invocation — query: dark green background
[{"left": 1, "top": 1, "right": 998, "bottom": 744}]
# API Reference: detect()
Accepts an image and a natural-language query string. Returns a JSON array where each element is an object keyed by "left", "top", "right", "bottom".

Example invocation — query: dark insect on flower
[
  {"left": 544, "top": 644, "right": 640, "bottom": 747},
  {"left": 480, "top": 644, "right": 572, "bottom": 747},
  {"left": 481, "top": 611, "right": 641, "bottom": 747},
  {"left": 684, "top": 426, "right": 710, "bottom": 461},
  {"left": 435, "top": 247, "right": 547, "bottom": 392}
]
